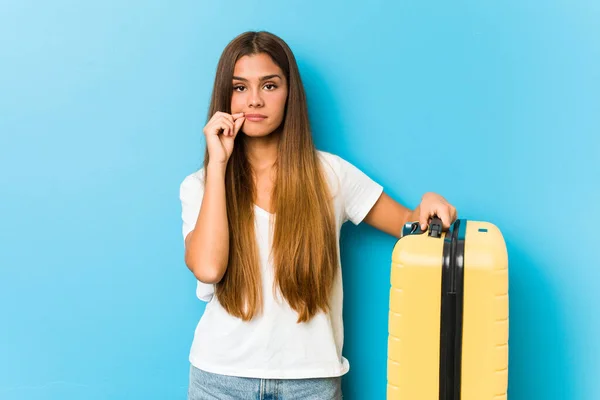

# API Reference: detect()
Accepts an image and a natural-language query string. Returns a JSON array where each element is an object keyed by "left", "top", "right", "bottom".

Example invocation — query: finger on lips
[{"left": 221, "top": 114, "right": 234, "bottom": 124}]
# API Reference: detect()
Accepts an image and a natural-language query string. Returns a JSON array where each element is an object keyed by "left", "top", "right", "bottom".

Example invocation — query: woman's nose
[{"left": 248, "top": 89, "right": 264, "bottom": 108}]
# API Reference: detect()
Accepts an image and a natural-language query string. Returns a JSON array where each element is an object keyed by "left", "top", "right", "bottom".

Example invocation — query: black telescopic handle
[{"left": 428, "top": 215, "right": 443, "bottom": 238}]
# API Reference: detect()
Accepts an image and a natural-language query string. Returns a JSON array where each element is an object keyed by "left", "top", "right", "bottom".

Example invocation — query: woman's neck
[{"left": 244, "top": 132, "right": 279, "bottom": 174}]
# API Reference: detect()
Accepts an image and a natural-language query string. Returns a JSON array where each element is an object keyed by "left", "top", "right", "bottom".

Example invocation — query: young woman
[{"left": 179, "top": 31, "right": 457, "bottom": 400}]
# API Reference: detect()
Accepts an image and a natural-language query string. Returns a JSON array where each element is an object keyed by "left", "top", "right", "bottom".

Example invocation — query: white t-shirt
[{"left": 179, "top": 150, "right": 384, "bottom": 379}]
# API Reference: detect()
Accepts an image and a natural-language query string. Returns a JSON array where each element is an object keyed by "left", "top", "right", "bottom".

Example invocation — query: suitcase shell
[{"left": 387, "top": 219, "right": 508, "bottom": 400}]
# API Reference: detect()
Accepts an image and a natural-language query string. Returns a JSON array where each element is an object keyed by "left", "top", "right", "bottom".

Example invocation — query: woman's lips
[{"left": 245, "top": 114, "right": 267, "bottom": 122}]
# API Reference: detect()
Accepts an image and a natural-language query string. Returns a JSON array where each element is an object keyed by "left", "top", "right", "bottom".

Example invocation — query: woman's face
[{"left": 231, "top": 53, "right": 288, "bottom": 137}]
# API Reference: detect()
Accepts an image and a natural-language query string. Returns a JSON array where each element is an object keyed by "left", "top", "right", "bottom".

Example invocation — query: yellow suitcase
[{"left": 387, "top": 218, "right": 509, "bottom": 400}]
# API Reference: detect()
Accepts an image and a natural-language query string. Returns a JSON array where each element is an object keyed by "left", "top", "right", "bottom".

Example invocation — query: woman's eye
[
  {"left": 264, "top": 84, "right": 277, "bottom": 90},
  {"left": 233, "top": 86, "right": 246, "bottom": 92}
]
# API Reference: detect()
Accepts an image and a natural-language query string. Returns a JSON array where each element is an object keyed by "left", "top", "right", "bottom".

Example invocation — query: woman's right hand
[{"left": 203, "top": 111, "right": 245, "bottom": 165}]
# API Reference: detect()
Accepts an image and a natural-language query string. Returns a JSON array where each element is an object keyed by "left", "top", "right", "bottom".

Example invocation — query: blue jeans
[{"left": 187, "top": 364, "right": 343, "bottom": 400}]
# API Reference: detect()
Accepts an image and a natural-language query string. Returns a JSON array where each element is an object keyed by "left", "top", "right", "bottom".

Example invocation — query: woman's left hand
[{"left": 418, "top": 192, "right": 458, "bottom": 231}]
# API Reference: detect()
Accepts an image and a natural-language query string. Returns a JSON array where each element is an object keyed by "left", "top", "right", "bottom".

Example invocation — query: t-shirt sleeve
[
  {"left": 337, "top": 155, "right": 384, "bottom": 225},
  {"left": 180, "top": 172, "right": 204, "bottom": 241},
  {"left": 179, "top": 171, "right": 215, "bottom": 302}
]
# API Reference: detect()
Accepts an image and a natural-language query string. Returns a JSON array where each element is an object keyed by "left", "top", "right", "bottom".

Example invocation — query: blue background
[{"left": 1, "top": 0, "right": 598, "bottom": 399}]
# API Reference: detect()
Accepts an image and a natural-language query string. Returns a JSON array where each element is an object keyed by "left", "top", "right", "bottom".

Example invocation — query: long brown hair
[{"left": 202, "top": 31, "right": 338, "bottom": 323}]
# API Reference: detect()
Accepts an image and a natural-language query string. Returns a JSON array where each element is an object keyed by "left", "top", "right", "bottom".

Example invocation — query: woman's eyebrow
[
  {"left": 232, "top": 74, "right": 282, "bottom": 82},
  {"left": 260, "top": 74, "right": 282, "bottom": 81}
]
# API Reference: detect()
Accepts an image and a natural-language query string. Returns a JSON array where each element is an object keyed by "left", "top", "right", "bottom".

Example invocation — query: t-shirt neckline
[{"left": 254, "top": 204, "right": 274, "bottom": 217}]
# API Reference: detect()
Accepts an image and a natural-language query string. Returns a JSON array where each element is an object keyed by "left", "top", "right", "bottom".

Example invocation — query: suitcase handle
[
  {"left": 401, "top": 215, "right": 444, "bottom": 238},
  {"left": 428, "top": 216, "right": 443, "bottom": 238}
]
